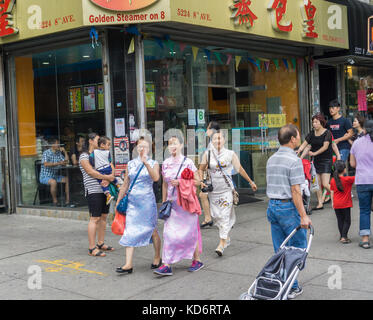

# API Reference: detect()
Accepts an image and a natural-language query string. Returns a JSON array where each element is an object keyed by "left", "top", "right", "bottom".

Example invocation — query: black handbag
[{"left": 158, "top": 156, "right": 187, "bottom": 220}]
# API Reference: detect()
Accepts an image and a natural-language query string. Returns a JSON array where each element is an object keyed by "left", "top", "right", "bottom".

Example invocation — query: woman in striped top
[{"left": 79, "top": 133, "right": 116, "bottom": 257}]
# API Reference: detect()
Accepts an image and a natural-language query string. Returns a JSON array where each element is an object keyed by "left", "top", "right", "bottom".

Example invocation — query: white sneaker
[{"left": 287, "top": 286, "right": 303, "bottom": 299}]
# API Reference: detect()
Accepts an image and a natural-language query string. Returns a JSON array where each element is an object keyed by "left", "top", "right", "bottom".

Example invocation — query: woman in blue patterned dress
[{"left": 115, "top": 137, "right": 162, "bottom": 274}]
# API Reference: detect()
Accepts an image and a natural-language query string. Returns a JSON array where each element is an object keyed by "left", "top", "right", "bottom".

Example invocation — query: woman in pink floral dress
[{"left": 154, "top": 136, "right": 203, "bottom": 276}]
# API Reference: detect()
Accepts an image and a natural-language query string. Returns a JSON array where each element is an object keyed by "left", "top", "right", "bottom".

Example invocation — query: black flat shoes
[
  {"left": 200, "top": 220, "right": 213, "bottom": 228},
  {"left": 151, "top": 259, "right": 162, "bottom": 269},
  {"left": 116, "top": 267, "right": 133, "bottom": 274}
]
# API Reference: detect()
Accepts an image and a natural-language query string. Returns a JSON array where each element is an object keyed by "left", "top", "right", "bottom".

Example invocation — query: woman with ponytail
[
  {"left": 330, "top": 160, "right": 355, "bottom": 244},
  {"left": 350, "top": 120, "right": 373, "bottom": 249}
]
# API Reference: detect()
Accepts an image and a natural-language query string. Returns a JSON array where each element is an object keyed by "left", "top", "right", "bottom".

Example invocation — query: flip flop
[
  {"left": 312, "top": 206, "right": 324, "bottom": 211},
  {"left": 359, "top": 241, "right": 371, "bottom": 249}
]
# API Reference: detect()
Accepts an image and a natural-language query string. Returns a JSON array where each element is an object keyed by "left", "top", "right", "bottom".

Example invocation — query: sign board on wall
[{"left": 0, "top": 0, "right": 349, "bottom": 50}]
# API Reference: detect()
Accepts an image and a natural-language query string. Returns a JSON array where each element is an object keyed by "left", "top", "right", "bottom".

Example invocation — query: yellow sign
[
  {"left": 0, "top": 0, "right": 83, "bottom": 44},
  {"left": 259, "top": 114, "right": 287, "bottom": 128},
  {"left": 0, "top": 0, "right": 349, "bottom": 49}
]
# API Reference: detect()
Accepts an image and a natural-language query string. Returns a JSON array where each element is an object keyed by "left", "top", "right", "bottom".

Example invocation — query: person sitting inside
[
  {"left": 89, "top": 136, "right": 121, "bottom": 205},
  {"left": 39, "top": 137, "right": 74, "bottom": 207},
  {"left": 70, "top": 135, "right": 86, "bottom": 166}
]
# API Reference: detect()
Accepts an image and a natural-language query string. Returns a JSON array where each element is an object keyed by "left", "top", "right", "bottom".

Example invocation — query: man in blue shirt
[
  {"left": 40, "top": 137, "right": 72, "bottom": 207},
  {"left": 327, "top": 99, "right": 353, "bottom": 163}
]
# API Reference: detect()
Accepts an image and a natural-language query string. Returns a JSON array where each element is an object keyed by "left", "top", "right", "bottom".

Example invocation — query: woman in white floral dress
[{"left": 200, "top": 131, "right": 257, "bottom": 256}]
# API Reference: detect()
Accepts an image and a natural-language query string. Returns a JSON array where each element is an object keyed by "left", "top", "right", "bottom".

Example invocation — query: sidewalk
[{"left": 0, "top": 196, "right": 372, "bottom": 300}]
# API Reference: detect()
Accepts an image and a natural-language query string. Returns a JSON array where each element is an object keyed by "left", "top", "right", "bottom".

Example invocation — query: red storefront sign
[
  {"left": 90, "top": 0, "right": 159, "bottom": 12},
  {"left": 267, "top": 0, "right": 293, "bottom": 33},
  {"left": 230, "top": 0, "right": 258, "bottom": 28},
  {"left": 0, "top": 0, "right": 18, "bottom": 38},
  {"left": 301, "top": 0, "right": 319, "bottom": 39}
]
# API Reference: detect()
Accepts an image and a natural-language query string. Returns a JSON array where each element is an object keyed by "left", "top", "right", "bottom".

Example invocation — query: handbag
[
  {"left": 111, "top": 209, "right": 126, "bottom": 235},
  {"left": 116, "top": 163, "right": 145, "bottom": 215},
  {"left": 212, "top": 151, "right": 240, "bottom": 206},
  {"left": 158, "top": 156, "right": 187, "bottom": 220}
]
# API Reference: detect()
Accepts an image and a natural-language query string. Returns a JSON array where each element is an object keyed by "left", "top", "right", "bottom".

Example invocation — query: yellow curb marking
[{"left": 36, "top": 259, "right": 107, "bottom": 276}]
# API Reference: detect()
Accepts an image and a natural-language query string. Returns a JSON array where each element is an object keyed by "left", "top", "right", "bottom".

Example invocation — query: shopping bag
[
  {"left": 111, "top": 210, "right": 126, "bottom": 235},
  {"left": 310, "top": 163, "right": 319, "bottom": 193}
]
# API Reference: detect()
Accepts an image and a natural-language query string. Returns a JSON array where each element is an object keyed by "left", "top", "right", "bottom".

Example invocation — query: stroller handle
[
  {"left": 296, "top": 224, "right": 314, "bottom": 236},
  {"left": 280, "top": 225, "right": 314, "bottom": 253}
]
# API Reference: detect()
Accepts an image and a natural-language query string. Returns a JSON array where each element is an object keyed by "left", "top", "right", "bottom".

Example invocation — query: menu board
[
  {"left": 97, "top": 84, "right": 105, "bottom": 110},
  {"left": 83, "top": 85, "right": 96, "bottom": 111},
  {"left": 69, "top": 87, "right": 82, "bottom": 113}
]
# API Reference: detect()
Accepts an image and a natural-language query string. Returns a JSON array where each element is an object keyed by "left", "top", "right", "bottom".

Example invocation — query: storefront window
[
  {"left": 144, "top": 39, "right": 301, "bottom": 191},
  {"left": 14, "top": 42, "right": 104, "bottom": 208},
  {"left": 345, "top": 65, "right": 373, "bottom": 120}
]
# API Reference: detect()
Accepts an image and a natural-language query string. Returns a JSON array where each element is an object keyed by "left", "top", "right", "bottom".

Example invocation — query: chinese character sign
[
  {"left": 267, "top": 0, "right": 293, "bottom": 33},
  {"left": 301, "top": 0, "right": 318, "bottom": 39},
  {"left": 0, "top": 0, "right": 18, "bottom": 38},
  {"left": 230, "top": 0, "right": 258, "bottom": 29}
]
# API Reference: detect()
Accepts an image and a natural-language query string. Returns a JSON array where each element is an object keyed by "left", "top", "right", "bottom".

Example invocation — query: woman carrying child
[{"left": 330, "top": 160, "right": 355, "bottom": 244}]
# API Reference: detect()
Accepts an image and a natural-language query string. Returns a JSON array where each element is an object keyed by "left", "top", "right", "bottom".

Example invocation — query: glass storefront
[
  {"left": 345, "top": 65, "right": 373, "bottom": 120},
  {"left": 144, "top": 39, "right": 301, "bottom": 191},
  {"left": 14, "top": 42, "right": 105, "bottom": 208}
]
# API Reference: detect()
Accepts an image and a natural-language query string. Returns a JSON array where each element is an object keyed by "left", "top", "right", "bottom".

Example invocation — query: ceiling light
[
  {"left": 83, "top": 55, "right": 90, "bottom": 58},
  {"left": 42, "top": 62, "right": 50, "bottom": 65}
]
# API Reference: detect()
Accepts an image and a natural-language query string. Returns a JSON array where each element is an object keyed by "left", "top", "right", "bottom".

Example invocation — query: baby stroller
[
  {"left": 239, "top": 225, "right": 314, "bottom": 300},
  {"left": 301, "top": 159, "right": 313, "bottom": 216}
]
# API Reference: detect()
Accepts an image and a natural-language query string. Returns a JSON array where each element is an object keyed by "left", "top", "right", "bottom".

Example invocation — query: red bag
[{"left": 111, "top": 210, "right": 126, "bottom": 235}]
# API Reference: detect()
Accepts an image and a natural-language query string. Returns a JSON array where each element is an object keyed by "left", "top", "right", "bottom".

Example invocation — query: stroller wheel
[{"left": 239, "top": 292, "right": 254, "bottom": 300}]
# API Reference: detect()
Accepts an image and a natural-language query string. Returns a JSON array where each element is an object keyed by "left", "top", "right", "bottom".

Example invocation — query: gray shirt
[{"left": 266, "top": 146, "right": 305, "bottom": 199}]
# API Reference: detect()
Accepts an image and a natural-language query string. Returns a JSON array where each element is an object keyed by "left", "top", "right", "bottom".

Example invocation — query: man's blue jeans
[
  {"left": 267, "top": 200, "right": 307, "bottom": 289},
  {"left": 357, "top": 184, "right": 373, "bottom": 236},
  {"left": 339, "top": 149, "right": 350, "bottom": 163}
]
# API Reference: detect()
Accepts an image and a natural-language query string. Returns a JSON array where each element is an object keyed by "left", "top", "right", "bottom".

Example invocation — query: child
[
  {"left": 90, "top": 136, "right": 120, "bottom": 205},
  {"left": 330, "top": 160, "right": 355, "bottom": 244}
]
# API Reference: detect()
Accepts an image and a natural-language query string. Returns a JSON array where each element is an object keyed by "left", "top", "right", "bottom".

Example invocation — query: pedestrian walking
[
  {"left": 266, "top": 124, "right": 312, "bottom": 299},
  {"left": 79, "top": 133, "right": 116, "bottom": 257},
  {"left": 350, "top": 120, "right": 373, "bottom": 249},
  {"left": 200, "top": 130, "right": 257, "bottom": 257},
  {"left": 330, "top": 160, "right": 355, "bottom": 244},
  {"left": 297, "top": 113, "right": 333, "bottom": 210},
  {"left": 154, "top": 136, "right": 204, "bottom": 276},
  {"left": 115, "top": 137, "right": 162, "bottom": 274},
  {"left": 199, "top": 121, "right": 220, "bottom": 228},
  {"left": 327, "top": 99, "right": 354, "bottom": 163},
  {"left": 349, "top": 114, "right": 366, "bottom": 145}
]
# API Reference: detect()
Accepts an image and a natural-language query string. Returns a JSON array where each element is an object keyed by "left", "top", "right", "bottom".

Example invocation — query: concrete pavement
[{"left": 0, "top": 195, "right": 373, "bottom": 300}]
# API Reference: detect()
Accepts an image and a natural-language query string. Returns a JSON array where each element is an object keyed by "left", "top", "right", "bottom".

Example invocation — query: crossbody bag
[
  {"left": 158, "top": 156, "right": 187, "bottom": 220},
  {"left": 116, "top": 163, "right": 145, "bottom": 215}
]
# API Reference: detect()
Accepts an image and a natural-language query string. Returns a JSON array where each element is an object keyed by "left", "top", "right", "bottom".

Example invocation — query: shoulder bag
[
  {"left": 158, "top": 156, "right": 187, "bottom": 220},
  {"left": 116, "top": 163, "right": 145, "bottom": 215}
]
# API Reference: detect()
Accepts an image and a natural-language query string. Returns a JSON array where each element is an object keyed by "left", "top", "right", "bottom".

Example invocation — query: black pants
[{"left": 335, "top": 208, "right": 351, "bottom": 239}]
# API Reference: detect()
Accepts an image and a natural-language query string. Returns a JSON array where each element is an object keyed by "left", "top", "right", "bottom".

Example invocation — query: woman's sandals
[{"left": 88, "top": 247, "right": 106, "bottom": 257}]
